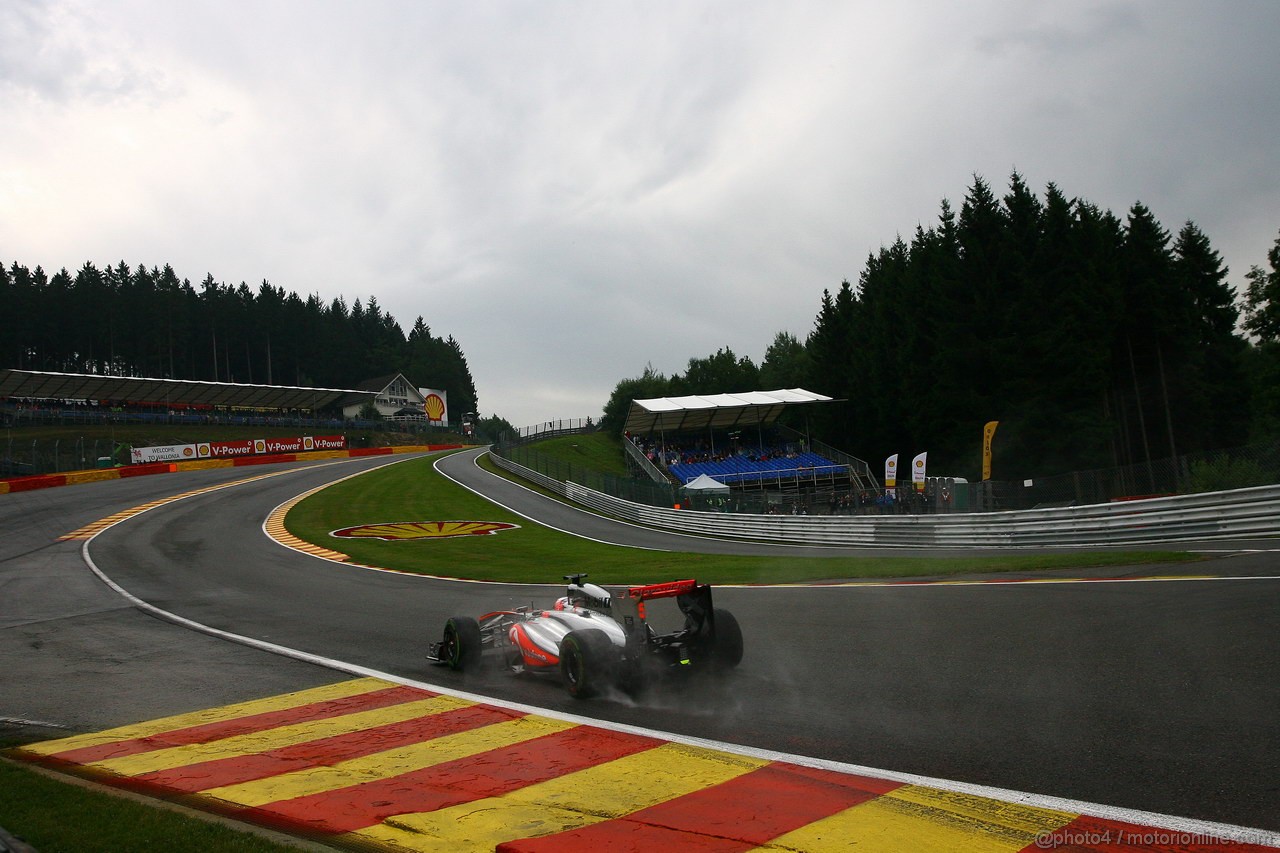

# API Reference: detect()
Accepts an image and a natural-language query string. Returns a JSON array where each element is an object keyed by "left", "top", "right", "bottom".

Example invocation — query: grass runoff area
[
  {"left": 0, "top": 758, "right": 311, "bottom": 853},
  {"left": 285, "top": 448, "right": 1198, "bottom": 585}
]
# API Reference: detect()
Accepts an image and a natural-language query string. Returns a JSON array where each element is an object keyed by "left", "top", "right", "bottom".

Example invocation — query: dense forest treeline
[
  {"left": 0, "top": 261, "right": 479, "bottom": 419},
  {"left": 603, "top": 174, "right": 1280, "bottom": 481}
]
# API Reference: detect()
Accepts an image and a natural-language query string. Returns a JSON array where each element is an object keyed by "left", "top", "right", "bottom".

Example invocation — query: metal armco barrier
[{"left": 489, "top": 454, "right": 1280, "bottom": 546}]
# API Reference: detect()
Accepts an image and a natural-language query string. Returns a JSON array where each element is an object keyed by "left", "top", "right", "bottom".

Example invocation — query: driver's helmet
[{"left": 553, "top": 596, "right": 572, "bottom": 611}]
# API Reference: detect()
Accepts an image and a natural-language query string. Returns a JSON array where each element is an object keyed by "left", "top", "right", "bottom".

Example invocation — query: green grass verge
[
  {"left": 0, "top": 759, "right": 309, "bottom": 852},
  {"left": 522, "top": 432, "right": 630, "bottom": 477},
  {"left": 284, "top": 451, "right": 1199, "bottom": 585}
]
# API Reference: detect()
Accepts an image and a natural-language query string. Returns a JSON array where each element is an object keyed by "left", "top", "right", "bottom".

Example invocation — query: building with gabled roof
[{"left": 338, "top": 373, "right": 428, "bottom": 421}]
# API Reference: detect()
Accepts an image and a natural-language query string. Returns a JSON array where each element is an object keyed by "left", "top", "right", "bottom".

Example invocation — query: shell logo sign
[
  {"left": 423, "top": 393, "right": 446, "bottom": 422},
  {"left": 331, "top": 521, "right": 519, "bottom": 541}
]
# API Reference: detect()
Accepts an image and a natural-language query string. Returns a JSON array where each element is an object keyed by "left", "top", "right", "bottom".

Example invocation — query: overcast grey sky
[{"left": 3, "top": 1, "right": 1278, "bottom": 427}]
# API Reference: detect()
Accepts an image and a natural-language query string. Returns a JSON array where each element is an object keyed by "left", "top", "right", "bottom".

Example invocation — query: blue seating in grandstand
[{"left": 670, "top": 451, "right": 846, "bottom": 486}]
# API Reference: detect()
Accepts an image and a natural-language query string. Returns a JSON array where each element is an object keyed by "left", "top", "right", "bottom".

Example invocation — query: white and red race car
[{"left": 427, "top": 574, "right": 743, "bottom": 698}]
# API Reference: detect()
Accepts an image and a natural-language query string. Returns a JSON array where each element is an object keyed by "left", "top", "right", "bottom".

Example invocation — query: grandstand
[
  {"left": 622, "top": 390, "right": 877, "bottom": 498},
  {"left": 0, "top": 369, "right": 445, "bottom": 434},
  {"left": 669, "top": 449, "right": 848, "bottom": 487}
]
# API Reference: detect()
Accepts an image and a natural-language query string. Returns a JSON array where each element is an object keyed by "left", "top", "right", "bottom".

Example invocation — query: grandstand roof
[
  {"left": 624, "top": 388, "right": 833, "bottom": 435},
  {"left": 0, "top": 369, "right": 372, "bottom": 412}
]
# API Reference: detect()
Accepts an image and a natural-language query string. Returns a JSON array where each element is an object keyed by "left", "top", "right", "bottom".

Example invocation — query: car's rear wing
[
  {"left": 613, "top": 579, "right": 714, "bottom": 647},
  {"left": 626, "top": 579, "right": 699, "bottom": 601}
]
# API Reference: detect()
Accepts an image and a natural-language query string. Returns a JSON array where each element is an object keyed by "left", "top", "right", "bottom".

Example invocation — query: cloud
[
  {"left": 0, "top": 0, "right": 176, "bottom": 104},
  {"left": 2, "top": 1, "right": 1278, "bottom": 426},
  {"left": 974, "top": 2, "right": 1144, "bottom": 57}
]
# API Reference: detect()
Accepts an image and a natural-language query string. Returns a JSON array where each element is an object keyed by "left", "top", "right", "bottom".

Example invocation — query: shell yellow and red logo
[
  {"left": 331, "top": 521, "right": 519, "bottom": 541},
  {"left": 423, "top": 394, "right": 446, "bottom": 421}
]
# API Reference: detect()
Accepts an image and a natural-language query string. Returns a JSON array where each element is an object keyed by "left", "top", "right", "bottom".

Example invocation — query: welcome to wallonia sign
[{"left": 129, "top": 435, "right": 347, "bottom": 464}]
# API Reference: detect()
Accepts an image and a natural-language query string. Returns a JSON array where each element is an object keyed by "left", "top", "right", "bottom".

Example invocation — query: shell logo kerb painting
[{"left": 331, "top": 521, "right": 520, "bottom": 541}]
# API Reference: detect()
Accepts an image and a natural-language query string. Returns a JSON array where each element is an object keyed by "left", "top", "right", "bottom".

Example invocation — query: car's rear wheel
[
  {"left": 710, "top": 608, "right": 743, "bottom": 669},
  {"left": 442, "top": 616, "right": 482, "bottom": 671},
  {"left": 560, "top": 629, "right": 615, "bottom": 698}
]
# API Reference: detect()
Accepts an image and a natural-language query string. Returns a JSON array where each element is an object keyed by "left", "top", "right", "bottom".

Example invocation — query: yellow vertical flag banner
[
  {"left": 982, "top": 421, "right": 999, "bottom": 481},
  {"left": 911, "top": 452, "right": 927, "bottom": 492},
  {"left": 884, "top": 454, "right": 898, "bottom": 495}
]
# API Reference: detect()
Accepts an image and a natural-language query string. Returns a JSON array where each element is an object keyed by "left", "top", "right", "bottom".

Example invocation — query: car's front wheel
[
  {"left": 560, "top": 629, "right": 615, "bottom": 698},
  {"left": 441, "top": 616, "right": 482, "bottom": 671}
]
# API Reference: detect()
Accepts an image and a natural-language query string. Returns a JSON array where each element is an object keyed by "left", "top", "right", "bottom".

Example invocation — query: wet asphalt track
[{"left": 5, "top": 450, "right": 1279, "bottom": 832}]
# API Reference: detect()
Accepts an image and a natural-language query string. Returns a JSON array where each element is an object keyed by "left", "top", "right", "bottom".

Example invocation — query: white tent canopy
[
  {"left": 682, "top": 473, "right": 731, "bottom": 493},
  {"left": 623, "top": 388, "right": 832, "bottom": 436}
]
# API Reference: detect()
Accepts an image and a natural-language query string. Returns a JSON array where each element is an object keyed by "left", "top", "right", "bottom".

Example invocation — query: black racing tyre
[
  {"left": 560, "top": 628, "right": 615, "bottom": 698},
  {"left": 710, "top": 608, "right": 743, "bottom": 669},
  {"left": 442, "top": 616, "right": 482, "bottom": 671}
]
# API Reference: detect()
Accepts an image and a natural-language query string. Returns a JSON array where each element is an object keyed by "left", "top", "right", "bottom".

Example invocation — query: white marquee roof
[
  {"left": 682, "top": 473, "right": 731, "bottom": 492},
  {"left": 0, "top": 369, "right": 370, "bottom": 412},
  {"left": 623, "top": 388, "right": 832, "bottom": 435}
]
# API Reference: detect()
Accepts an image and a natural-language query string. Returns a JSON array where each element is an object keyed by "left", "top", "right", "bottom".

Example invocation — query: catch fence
[{"left": 493, "top": 424, "right": 1280, "bottom": 517}]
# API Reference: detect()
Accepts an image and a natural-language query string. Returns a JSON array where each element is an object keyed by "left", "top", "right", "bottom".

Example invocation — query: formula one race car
[{"left": 427, "top": 574, "right": 743, "bottom": 698}]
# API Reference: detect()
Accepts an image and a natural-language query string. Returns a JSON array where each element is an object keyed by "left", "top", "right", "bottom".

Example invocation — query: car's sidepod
[{"left": 508, "top": 609, "right": 625, "bottom": 668}]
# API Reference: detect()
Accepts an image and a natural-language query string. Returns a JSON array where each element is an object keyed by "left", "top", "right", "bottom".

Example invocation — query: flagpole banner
[
  {"left": 982, "top": 421, "right": 999, "bottom": 481},
  {"left": 884, "top": 454, "right": 898, "bottom": 496},
  {"left": 912, "top": 452, "right": 927, "bottom": 492}
]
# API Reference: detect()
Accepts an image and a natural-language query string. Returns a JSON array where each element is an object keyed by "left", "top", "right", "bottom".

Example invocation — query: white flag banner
[
  {"left": 884, "top": 454, "right": 898, "bottom": 496},
  {"left": 912, "top": 451, "right": 928, "bottom": 492}
]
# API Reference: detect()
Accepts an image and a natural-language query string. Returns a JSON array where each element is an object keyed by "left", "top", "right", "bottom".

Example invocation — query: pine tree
[
  {"left": 793, "top": 178, "right": 1260, "bottom": 478},
  {"left": 1243, "top": 229, "right": 1280, "bottom": 343},
  {"left": 804, "top": 279, "right": 857, "bottom": 447},
  {"left": 669, "top": 348, "right": 759, "bottom": 397},
  {"left": 760, "top": 331, "right": 809, "bottom": 390},
  {"left": 1172, "top": 222, "right": 1249, "bottom": 449},
  {"left": 0, "top": 263, "right": 11, "bottom": 369},
  {"left": 1242, "top": 229, "right": 1280, "bottom": 440}
]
